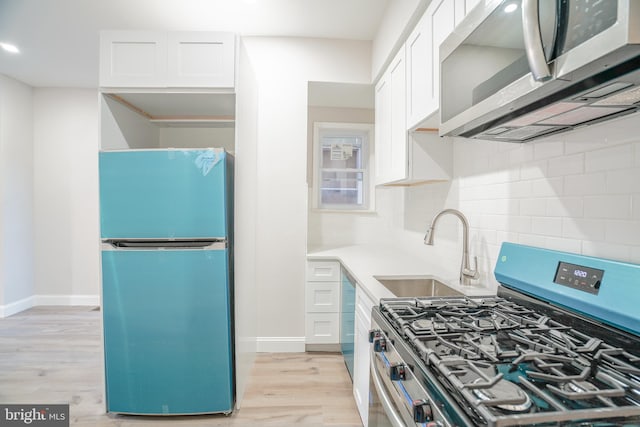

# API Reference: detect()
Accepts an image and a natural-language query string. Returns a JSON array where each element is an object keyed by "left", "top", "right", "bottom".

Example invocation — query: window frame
[{"left": 312, "top": 122, "right": 375, "bottom": 212}]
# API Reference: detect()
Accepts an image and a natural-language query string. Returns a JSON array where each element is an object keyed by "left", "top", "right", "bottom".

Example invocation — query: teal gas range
[{"left": 369, "top": 243, "right": 640, "bottom": 426}]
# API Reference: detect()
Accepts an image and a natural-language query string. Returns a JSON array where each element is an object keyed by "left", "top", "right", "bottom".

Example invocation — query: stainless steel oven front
[{"left": 367, "top": 312, "right": 471, "bottom": 427}]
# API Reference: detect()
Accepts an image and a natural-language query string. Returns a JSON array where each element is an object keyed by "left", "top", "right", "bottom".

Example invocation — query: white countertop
[{"left": 307, "top": 244, "right": 496, "bottom": 303}]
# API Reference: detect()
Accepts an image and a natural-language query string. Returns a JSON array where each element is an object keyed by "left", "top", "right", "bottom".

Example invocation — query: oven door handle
[
  {"left": 370, "top": 348, "right": 406, "bottom": 427},
  {"left": 522, "top": 0, "right": 552, "bottom": 81}
]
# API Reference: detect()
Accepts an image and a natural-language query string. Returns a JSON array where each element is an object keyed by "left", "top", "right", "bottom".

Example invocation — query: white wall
[
  {"left": 33, "top": 89, "right": 100, "bottom": 304},
  {"left": 0, "top": 74, "right": 34, "bottom": 316},
  {"left": 158, "top": 127, "right": 235, "bottom": 152},
  {"left": 242, "top": 37, "right": 372, "bottom": 351},
  {"left": 306, "top": 106, "right": 390, "bottom": 248}
]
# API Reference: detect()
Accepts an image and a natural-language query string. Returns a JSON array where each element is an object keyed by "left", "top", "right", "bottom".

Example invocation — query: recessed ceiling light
[
  {"left": 0, "top": 42, "right": 20, "bottom": 54},
  {"left": 504, "top": 3, "right": 518, "bottom": 13}
]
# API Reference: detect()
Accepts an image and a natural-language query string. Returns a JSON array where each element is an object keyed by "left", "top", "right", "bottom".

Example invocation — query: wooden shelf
[{"left": 104, "top": 92, "right": 236, "bottom": 126}]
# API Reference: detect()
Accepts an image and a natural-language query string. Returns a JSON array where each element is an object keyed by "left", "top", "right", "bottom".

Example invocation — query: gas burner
[
  {"left": 472, "top": 378, "right": 533, "bottom": 412},
  {"left": 563, "top": 380, "right": 599, "bottom": 394}
]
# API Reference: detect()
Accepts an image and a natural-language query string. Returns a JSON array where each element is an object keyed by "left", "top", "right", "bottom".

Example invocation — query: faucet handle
[{"left": 462, "top": 256, "right": 480, "bottom": 280}]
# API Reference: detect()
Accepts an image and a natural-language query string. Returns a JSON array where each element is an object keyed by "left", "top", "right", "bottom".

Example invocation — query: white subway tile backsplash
[
  {"left": 482, "top": 183, "right": 510, "bottom": 200},
  {"left": 605, "top": 168, "right": 640, "bottom": 194},
  {"left": 564, "top": 113, "right": 640, "bottom": 153},
  {"left": 534, "top": 140, "right": 564, "bottom": 160},
  {"left": 496, "top": 231, "right": 518, "bottom": 244},
  {"left": 489, "top": 149, "right": 510, "bottom": 170},
  {"left": 546, "top": 197, "right": 583, "bottom": 218},
  {"left": 562, "top": 218, "right": 605, "bottom": 241},
  {"left": 475, "top": 214, "right": 509, "bottom": 232},
  {"left": 520, "top": 160, "right": 548, "bottom": 180},
  {"left": 531, "top": 217, "right": 562, "bottom": 236},
  {"left": 547, "top": 153, "right": 584, "bottom": 177},
  {"left": 605, "top": 220, "right": 640, "bottom": 245},
  {"left": 531, "top": 177, "right": 563, "bottom": 197},
  {"left": 585, "top": 144, "right": 634, "bottom": 172},
  {"left": 564, "top": 172, "right": 606, "bottom": 196},
  {"left": 520, "top": 198, "right": 547, "bottom": 216},
  {"left": 518, "top": 234, "right": 547, "bottom": 248},
  {"left": 584, "top": 195, "right": 632, "bottom": 219},
  {"left": 385, "top": 129, "right": 639, "bottom": 277},
  {"left": 509, "top": 180, "right": 532, "bottom": 198},
  {"left": 543, "top": 236, "right": 582, "bottom": 254},
  {"left": 510, "top": 216, "right": 533, "bottom": 233},
  {"left": 582, "top": 241, "right": 632, "bottom": 262},
  {"left": 508, "top": 144, "right": 534, "bottom": 165},
  {"left": 471, "top": 227, "right": 497, "bottom": 245}
]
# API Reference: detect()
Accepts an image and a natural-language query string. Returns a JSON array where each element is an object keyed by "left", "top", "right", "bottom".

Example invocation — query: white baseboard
[
  {"left": 256, "top": 336, "right": 306, "bottom": 353},
  {"left": 0, "top": 296, "right": 35, "bottom": 318},
  {"left": 35, "top": 294, "right": 100, "bottom": 306},
  {"left": 0, "top": 295, "right": 100, "bottom": 318}
]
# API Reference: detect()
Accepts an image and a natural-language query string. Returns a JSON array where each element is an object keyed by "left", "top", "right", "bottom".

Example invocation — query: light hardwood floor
[{"left": 0, "top": 307, "right": 362, "bottom": 426}]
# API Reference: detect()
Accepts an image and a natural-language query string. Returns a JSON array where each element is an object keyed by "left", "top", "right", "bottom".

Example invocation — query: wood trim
[
  {"left": 104, "top": 94, "right": 236, "bottom": 123},
  {"left": 414, "top": 127, "right": 439, "bottom": 132},
  {"left": 105, "top": 93, "right": 153, "bottom": 119}
]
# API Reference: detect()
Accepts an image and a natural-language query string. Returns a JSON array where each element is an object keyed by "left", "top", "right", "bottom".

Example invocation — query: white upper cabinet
[
  {"left": 100, "top": 31, "right": 235, "bottom": 89},
  {"left": 100, "top": 31, "right": 168, "bottom": 88},
  {"left": 167, "top": 32, "right": 235, "bottom": 88},
  {"left": 406, "top": 0, "right": 479, "bottom": 130},
  {"left": 405, "top": 10, "right": 431, "bottom": 130},
  {"left": 375, "top": 49, "right": 408, "bottom": 185}
]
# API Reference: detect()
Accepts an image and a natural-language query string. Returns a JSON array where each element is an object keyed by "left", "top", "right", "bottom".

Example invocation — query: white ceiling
[{"left": 0, "top": 0, "right": 388, "bottom": 88}]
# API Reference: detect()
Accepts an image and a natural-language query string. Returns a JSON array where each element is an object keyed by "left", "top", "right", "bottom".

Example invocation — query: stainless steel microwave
[{"left": 439, "top": 0, "right": 640, "bottom": 142}]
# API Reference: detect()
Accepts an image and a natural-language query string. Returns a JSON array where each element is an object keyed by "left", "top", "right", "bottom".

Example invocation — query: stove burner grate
[{"left": 379, "top": 296, "right": 640, "bottom": 426}]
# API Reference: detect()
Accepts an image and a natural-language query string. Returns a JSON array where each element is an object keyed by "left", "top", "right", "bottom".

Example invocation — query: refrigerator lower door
[{"left": 102, "top": 247, "right": 233, "bottom": 415}]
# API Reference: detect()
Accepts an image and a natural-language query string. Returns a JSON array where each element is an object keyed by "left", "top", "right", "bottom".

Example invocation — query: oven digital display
[{"left": 554, "top": 262, "right": 604, "bottom": 295}]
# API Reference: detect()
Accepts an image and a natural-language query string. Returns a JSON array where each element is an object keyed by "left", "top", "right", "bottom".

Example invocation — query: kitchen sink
[{"left": 374, "top": 276, "right": 463, "bottom": 298}]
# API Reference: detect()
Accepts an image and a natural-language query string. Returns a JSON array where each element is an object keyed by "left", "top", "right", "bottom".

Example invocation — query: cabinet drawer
[
  {"left": 305, "top": 313, "right": 339, "bottom": 344},
  {"left": 306, "top": 282, "right": 340, "bottom": 313},
  {"left": 306, "top": 260, "right": 340, "bottom": 282}
]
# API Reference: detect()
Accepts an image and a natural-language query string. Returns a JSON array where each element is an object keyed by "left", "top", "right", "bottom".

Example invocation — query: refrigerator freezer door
[
  {"left": 99, "top": 149, "right": 229, "bottom": 239},
  {"left": 102, "top": 248, "right": 233, "bottom": 414}
]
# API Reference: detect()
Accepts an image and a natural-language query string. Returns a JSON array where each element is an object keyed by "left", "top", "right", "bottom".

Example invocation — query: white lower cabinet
[
  {"left": 305, "top": 260, "right": 341, "bottom": 345},
  {"left": 352, "top": 286, "right": 376, "bottom": 425},
  {"left": 305, "top": 312, "right": 340, "bottom": 344}
]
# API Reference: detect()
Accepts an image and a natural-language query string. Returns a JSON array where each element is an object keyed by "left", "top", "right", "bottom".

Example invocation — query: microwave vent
[
  {"left": 579, "top": 82, "right": 633, "bottom": 99},
  {"left": 592, "top": 85, "right": 640, "bottom": 106},
  {"left": 538, "top": 106, "right": 632, "bottom": 126},
  {"left": 491, "top": 125, "right": 561, "bottom": 141}
]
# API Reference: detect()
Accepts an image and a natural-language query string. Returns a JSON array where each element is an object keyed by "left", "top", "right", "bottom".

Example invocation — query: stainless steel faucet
[{"left": 424, "top": 209, "right": 479, "bottom": 285}]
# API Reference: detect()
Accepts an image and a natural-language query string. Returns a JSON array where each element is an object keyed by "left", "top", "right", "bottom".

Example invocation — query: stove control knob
[
  {"left": 412, "top": 399, "right": 433, "bottom": 423},
  {"left": 368, "top": 329, "right": 380, "bottom": 343},
  {"left": 372, "top": 337, "right": 387, "bottom": 352},
  {"left": 389, "top": 363, "right": 406, "bottom": 381}
]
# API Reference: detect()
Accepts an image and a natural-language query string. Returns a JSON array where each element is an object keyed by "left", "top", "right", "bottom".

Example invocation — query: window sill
[{"left": 311, "top": 208, "right": 377, "bottom": 214}]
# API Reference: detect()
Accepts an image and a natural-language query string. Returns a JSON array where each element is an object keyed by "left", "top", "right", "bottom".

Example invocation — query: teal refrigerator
[{"left": 99, "top": 148, "right": 234, "bottom": 415}]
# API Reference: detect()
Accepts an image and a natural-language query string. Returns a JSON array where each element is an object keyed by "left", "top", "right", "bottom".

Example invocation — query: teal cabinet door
[{"left": 341, "top": 268, "right": 356, "bottom": 379}]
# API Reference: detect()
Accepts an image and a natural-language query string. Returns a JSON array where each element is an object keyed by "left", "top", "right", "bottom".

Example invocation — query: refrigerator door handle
[{"left": 101, "top": 239, "right": 227, "bottom": 251}]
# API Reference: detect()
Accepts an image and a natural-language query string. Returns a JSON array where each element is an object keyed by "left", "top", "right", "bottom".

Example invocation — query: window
[{"left": 312, "top": 122, "right": 374, "bottom": 211}]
